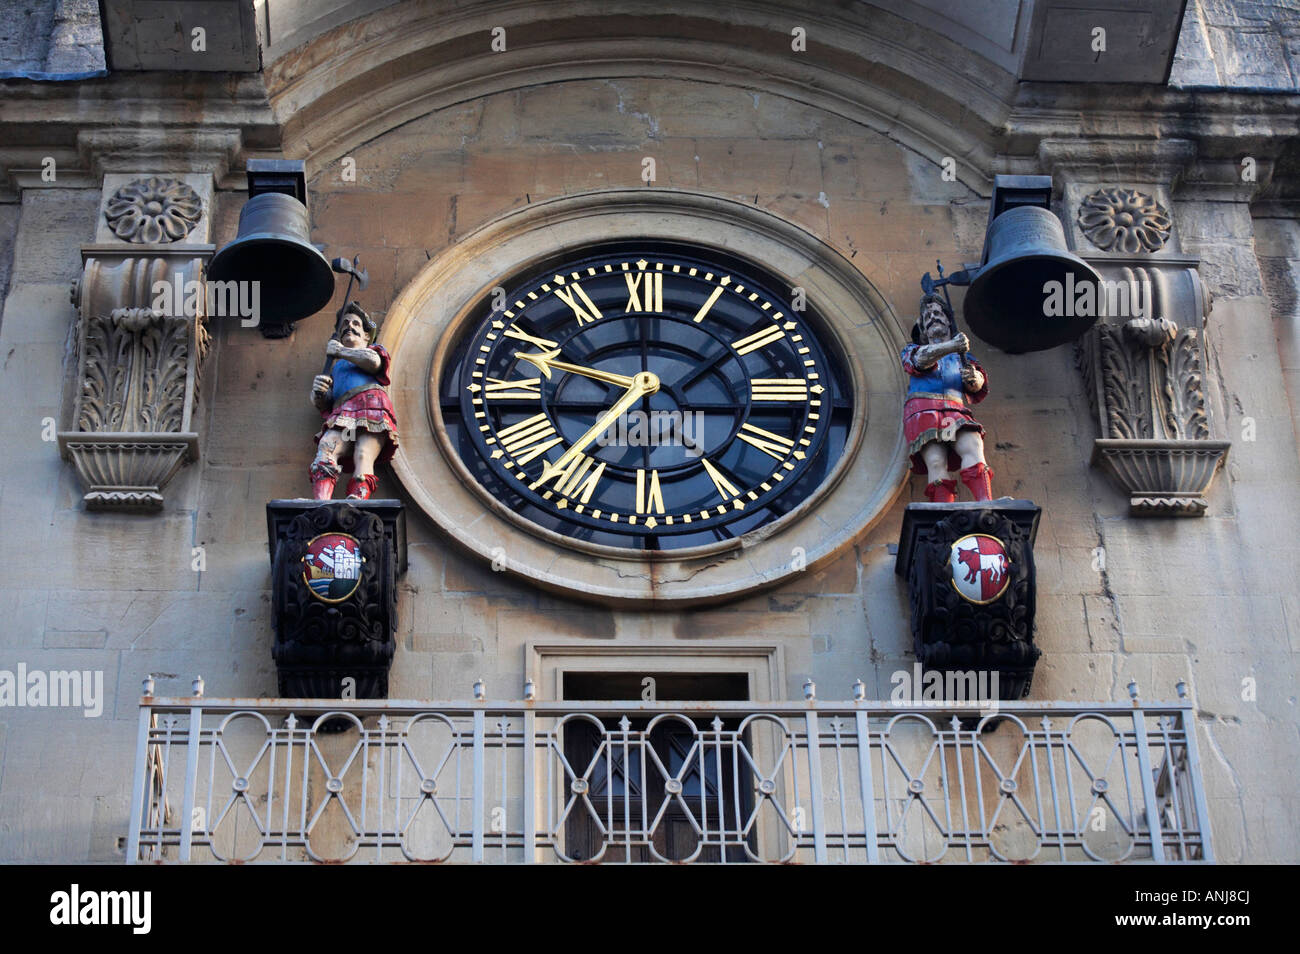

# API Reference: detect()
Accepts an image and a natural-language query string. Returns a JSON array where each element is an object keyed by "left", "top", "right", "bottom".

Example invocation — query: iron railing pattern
[{"left": 127, "top": 691, "right": 1212, "bottom": 864}]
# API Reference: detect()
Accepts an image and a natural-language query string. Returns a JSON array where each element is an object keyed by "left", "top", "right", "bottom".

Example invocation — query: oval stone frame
[{"left": 384, "top": 189, "right": 908, "bottom": 606}]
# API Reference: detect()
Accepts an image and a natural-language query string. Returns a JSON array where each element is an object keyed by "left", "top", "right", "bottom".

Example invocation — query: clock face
[{"left": 436, "top": 243, "right": 854, "bottom": 551}]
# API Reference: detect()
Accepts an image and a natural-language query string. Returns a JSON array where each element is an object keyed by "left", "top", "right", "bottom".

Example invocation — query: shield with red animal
[{"left": 949, "top": 533, "right": 1011, "bottom": 604}]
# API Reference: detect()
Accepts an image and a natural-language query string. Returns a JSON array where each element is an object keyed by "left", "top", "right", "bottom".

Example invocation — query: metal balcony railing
[{"left": 126, "top": 681, "right": 1212, "bottom": 864}]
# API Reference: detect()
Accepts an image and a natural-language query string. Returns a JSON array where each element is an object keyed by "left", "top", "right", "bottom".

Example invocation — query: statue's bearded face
[
  {"left": 921, "top": 301, "right": 950, "bottom": 343},
  {"left": 340, "top": 314, "right": 368, "bottom": 348}
]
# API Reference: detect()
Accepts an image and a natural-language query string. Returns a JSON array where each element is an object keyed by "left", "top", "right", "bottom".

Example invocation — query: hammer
[{"left": 321, "top": 255, "right": 370, "bottom": 376}]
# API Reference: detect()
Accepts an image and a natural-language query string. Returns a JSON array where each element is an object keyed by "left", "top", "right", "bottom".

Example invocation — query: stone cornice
[
  {"left": 0, "top": 72, "right": 277, "bottom": 199},
  {"left": 3, "top": 3, "right": 1300, "bottom": 202}
]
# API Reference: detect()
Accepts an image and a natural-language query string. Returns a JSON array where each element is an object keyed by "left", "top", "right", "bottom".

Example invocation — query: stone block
[
  {"left": 675, "top": 609, "right": 810, "bottom": 639},
  {"left": 114, "top": 649, "right": 275, "bottom": 718},
  {"left": 11, "top": 190, "right": 99, "bottom": 285},
  {"left": 0, "top": 588, "right": 50, "bottom": 650},
  {"left": 0, "top": 793, "right": 96, "bottom": 863},
  {"left": 1081, "top": 593, "right": 1120, "bottom": 653},
  {"left": 1030, "top": 651, "right": 1116, "bottom": 701}
]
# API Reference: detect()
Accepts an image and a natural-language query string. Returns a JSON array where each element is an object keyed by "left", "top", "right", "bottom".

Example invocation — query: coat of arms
[
  {"left": 948, "top": 533, "right": 1011, "bottom": 604},
  {"left": 301, "top": 532, "right": 366, "bottom": 603}
]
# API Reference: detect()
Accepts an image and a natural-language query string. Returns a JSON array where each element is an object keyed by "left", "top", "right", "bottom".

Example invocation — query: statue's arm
[
  {"left": 903, "top": 344, "right": 939, "bottom": 374},
  {"left": 331, "top": 344, "right": 382, "bottom": 373}
]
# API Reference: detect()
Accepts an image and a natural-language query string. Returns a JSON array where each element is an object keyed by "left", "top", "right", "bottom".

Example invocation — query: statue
[
  {"left": 308, "top": 302, "right": 398, "bottom": 500},
  {"left": 901, "top": 293, "right": 993, "bottom": 502}
]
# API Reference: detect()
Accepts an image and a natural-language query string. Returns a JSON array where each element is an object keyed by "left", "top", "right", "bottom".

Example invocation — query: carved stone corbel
[
  {"left": 1076, "top": 257, "right": 1230, "bottom": 516},
  {"left": 57, "top": 174, "right": 214, "bottom": 511}
]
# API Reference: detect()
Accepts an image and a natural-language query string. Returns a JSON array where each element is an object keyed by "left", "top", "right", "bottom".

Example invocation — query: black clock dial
[{"left": 437, "top": 243, "right": 854, "bottom": 551}]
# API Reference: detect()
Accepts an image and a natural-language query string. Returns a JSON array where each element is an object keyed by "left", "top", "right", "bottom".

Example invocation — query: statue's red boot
[
  {"left": 960, "top": 462, "right": 994, "bottom": 501},
  {"left": 924, "top": 478, "right": 958, "bottom": 503},
  {"left": 309, "top": 461, "right": 340, "bottom": 501},
  {"left": 346, "top": 474, "right": 380, "bottom": 499}
]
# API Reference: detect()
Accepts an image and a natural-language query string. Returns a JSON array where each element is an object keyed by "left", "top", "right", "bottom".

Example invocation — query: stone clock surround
[{"left": 382, "top": 189, "right": 909, "bottom": 606}]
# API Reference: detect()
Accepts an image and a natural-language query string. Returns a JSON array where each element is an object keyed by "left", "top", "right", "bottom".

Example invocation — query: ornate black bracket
[
  {"left": 266, "top": 500, "right": 407, "bottom": 701},
  {"left": 895, "top": 501, "right": 1042, "bottom": 700}
]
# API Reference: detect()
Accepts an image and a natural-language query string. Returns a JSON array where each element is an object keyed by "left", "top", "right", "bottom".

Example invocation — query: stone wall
[{"left": 1172, "top": 0, "right": 1300, "bottom": 90}]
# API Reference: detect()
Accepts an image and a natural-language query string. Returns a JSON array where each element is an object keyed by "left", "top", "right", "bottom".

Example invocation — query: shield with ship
[{"left": 301, "top": 532, "right": 366, "bottom": 603}]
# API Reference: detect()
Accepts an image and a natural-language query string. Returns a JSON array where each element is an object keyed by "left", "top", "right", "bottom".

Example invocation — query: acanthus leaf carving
[
  {"left": 60, "top": 247, "right": 209, "bottom": 511},
  {"left": 1097, "top": 323, "right": 1148, "bottom": 439},
  {"left": 1078, "top": 250, "right": 1226, "bottom": 516},
  {"left": 1159, "top": 328, "right": 1209, "bottom": 441}
]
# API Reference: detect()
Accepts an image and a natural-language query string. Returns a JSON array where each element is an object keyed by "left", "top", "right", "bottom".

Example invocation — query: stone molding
[
  {"left": 261, "top": 1, "right": 1014, "bottom": 193},
  {"left": 56, "top": 174, "right": 214, "bottom": 510},
  {"left": 382, "top": 188, "right": 909, "bottom": 606}
]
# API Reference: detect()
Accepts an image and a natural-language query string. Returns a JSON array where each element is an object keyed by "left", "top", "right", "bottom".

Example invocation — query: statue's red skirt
[
  {"left": 903, "top": 397, "right": 984, "bottom": 475},
  {"left": 315, "top": 388, "right": 399, "bottom": 469}
]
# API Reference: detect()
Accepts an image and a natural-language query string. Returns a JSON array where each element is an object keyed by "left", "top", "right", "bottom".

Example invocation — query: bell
[
  {"left": 962, "top": 204, "right": 1105, "bottom": 354},
  {"left": 207, "top": 191, "right": 335, "bottom": 325}
]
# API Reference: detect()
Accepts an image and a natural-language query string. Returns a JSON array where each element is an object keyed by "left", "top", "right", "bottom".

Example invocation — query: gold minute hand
[
  {"left": 516, "top": 349, "right": 635, "bottom": 389},
  {"left": 531, "top": 371, "right": 660, "bottom": 491}
]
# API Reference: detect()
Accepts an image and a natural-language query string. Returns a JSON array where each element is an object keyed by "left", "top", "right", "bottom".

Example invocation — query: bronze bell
[
  {"left": 207, "top": 160, "right": 335, "bottom": 329},
  {"left": 959, "top": 176, "right": 1105, "bottom": 354}
]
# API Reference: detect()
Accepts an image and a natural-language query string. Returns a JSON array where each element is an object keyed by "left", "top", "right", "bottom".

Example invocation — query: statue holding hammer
[
  {"left": 308, "top": 257, "right": 398, "bottom": 500},
  {"left": 901, "top": 293, "right": 993, "bottom": 502}
]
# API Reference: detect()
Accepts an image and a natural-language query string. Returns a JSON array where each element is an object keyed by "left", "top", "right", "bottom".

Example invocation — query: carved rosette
[
  {"left": 104, "top": 177, "right": 203, "bottom": 244},
  {"left": 1076, "top": 260, "right": 1229, "bottom": 516},
  {"left": 895, "top": 502, "right": 1042, "bottom": 701},
  {"left": 268, "top": 501, "right": 407, "bottom": 705},
  {"left": 58, "top": 252, "right": 210, "bottom": 510},
  {"left": 1077, "top": 188, "right": 1172, "bottom": 253}
]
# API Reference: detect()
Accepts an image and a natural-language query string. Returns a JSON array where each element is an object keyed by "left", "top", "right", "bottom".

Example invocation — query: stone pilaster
[
  {"left": 56, "top": 173, "right": 214, "bottom": 510},
  {"left": 1041, "top": 144, "right": 1231, "bottom": 516}
]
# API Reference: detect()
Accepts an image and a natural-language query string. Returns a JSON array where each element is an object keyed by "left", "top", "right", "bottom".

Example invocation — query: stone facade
[{"left": 0, "top": 0, "right": 1298, "bottom": 863}]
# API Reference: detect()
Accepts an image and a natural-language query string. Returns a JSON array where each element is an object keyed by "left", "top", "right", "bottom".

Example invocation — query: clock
[{"left": 435, "top": 242, "right": 854, "bottom": 551}]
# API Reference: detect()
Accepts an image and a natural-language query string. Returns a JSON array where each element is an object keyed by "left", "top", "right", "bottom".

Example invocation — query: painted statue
[
  {"left": 901, "top": 293, "right": 994, "bottom": 502},
  {"left": 309, "top": 302, "right": 398, "bottom": 500}
]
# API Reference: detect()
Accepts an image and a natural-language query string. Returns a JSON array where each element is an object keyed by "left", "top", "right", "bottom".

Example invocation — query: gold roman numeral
[
  {"left": 731, "top": 324, "right": 786, "bottom": 355},
  {"left": 636, "top": 468, "right": 666, "bottom": 514},
  {"left": 737, "top": 422, "right": 796, "bottom": 460},
  {"left": 692, "top": 285, "right": 725, "bottom": 323},
  {"left": 503, "top": 324, "right": 558, "bottom": 350},
  {"left": 624, "top": 273, "right": 663, "bottom": 312},
  {"left": 554, "top": 282, "right": 603, "bottom": 325},
  {"left": 483, "top": 376, "right": 541, "bottom": 400},
  {"left": 531, "top": 451, "right": 606, "bottom": 502},
  {"left": 497, "top": 413, "right": 563, "bottom": 464},
  {"left": 701, "top": 458, "right": 745, "bottom": 509},
  {"left": 751, "top": 378, "right": 809, "bottom": 402}
]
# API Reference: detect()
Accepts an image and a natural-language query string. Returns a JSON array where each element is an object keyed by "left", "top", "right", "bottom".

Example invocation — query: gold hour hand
[
  {"left": 516, "top": 349, "right": 635, "bottom": 389},
  {"left": 532, "top": 371, "right": 660, "bottom": 490}
]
